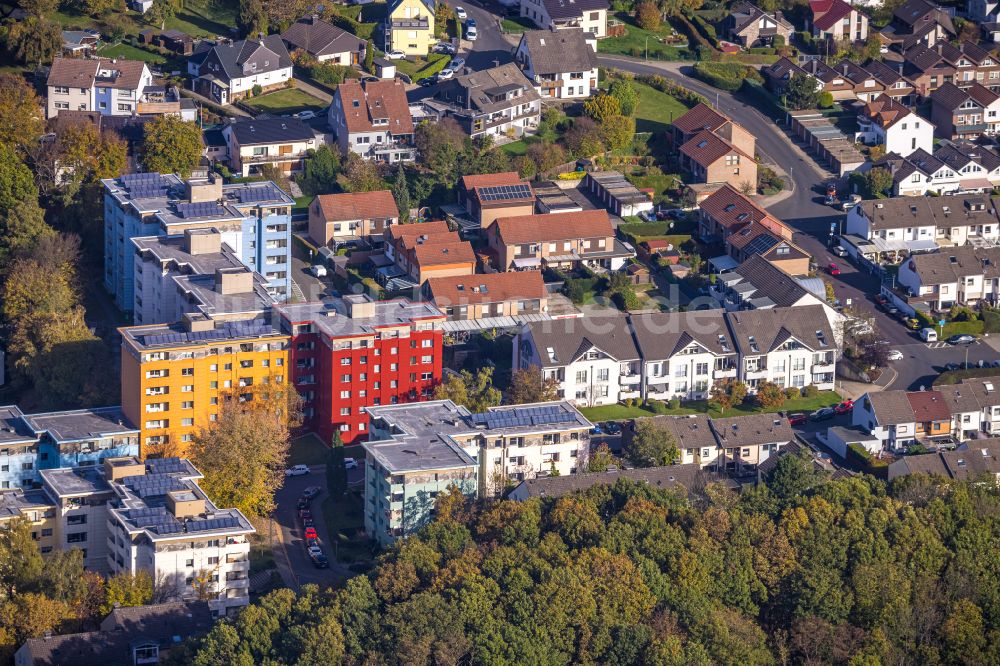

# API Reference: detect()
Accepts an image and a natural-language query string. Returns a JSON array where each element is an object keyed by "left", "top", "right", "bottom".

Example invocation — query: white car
[
  {"left": 465, "top": 26, "right": 477, "bottom": 41},
  {"left": 344, "top": 457, "right": 359, "bottom": 470},
  {"left": 888, "top": 350, "right": 904, "bottom": 361},
  {"left": 384, "top": 49, "right": 406, "bottom": 60},
  {"left": 285, "top": 465, "right": 310, "bottom": 477},
  {"left": 455, "top": 6, "right": 467, "bottom": 19},
  {"left": 449, "top": 56, "right": 465, "bottom": 70},
  {"left": 295, "top": 110, "right": 316, "bottom": 120},
  {"left": 307, "top": 545, "right": 323, "bottom": 557},
  {"left": 831, "top": 245, "right": 847, "bottom": 257},
  {"left": 437, "top": 68, "right": 455, "bottom": 80},
  {"left": 310, "top": 264, "right": 327, "bottom": 278}
]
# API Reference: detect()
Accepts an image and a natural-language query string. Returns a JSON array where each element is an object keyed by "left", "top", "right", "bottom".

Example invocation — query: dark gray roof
[
  {"left": 510, "top": 463, "right": 728, "bottom": 499},
  {"left": 908, "top": 246, "right": 1000, "bottom": 285},
  {"left": 200, "top": 35, "right": 292, "bottom": 83},
  {"left": 0, "top": 406, "right": 35, "bottom": 445},
  {"left": 725, "top": 304, "right": 836, "bottom": 355},
  {"left": 629, "top": 310, "right": 735, "bottom": 360},
  {"left": 936, "top": 382, "right": 984, "bottom": 413},
  {"left": 711, "top": 412, "right": 795, "bottom": 448},
  {"left": 863, "top": 390, "right": 916, "bottom": 424},
  {"left": 525, "top": 315, "right": 640, "bottom": 367},
  {"left": 542, "top": 0, "right": 609, "bottom": 20},
  {"left": 520, "top": 29, "right": 596, "bottom": 76},
  {"left": 19, "top": 602, "right": 213, "bottom": 666},
  {"left": 22, "top": 407, "right": 138, "bottom": 443},
  {"left": 281, "top": 16, "right": 365, "bottom": 57},
  {"left": 631, "top": 414, "right": 719, "bottom": 452},
  {"left": 725, "top": 255, "right": 815, "bottom": 308},
  {"left": 436, "top": 63, "right": 540, "bottom": 115},
  {"left": 226, "top": 117, "right": 315, "bottom": 145}
]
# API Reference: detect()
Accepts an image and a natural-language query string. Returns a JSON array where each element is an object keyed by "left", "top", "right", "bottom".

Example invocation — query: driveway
[
  {"left": 452, "top": 0, "right": 516, "bottom": 71},
  {"left": 885, "top": 339, "right": 997, "bottom": 391}
]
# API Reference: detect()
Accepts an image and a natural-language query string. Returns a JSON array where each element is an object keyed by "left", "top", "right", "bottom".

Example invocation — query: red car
[
  {"left": 304, "top": 527, "right": 318, "bottom": 540},
  {"left": 874, "top": 294, "right": 888, "bottom": 306},
  {"left": 834, "top": 400, "right": 854, "bottom": 415},
  {"left": 788, "top": 413, "right": 808, "bottom": 426},
  {"left": 828, "top": 263, "right": 841, "bottom": 276}
]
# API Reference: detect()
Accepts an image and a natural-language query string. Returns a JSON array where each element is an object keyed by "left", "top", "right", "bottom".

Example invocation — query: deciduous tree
[
  {"left": 783, "top": 73, "right": 821, "bottom": 110},
  {"left": 5, "top": 16, "right": 61, "bottom": 66},
  {"left": 587, "top": 442, "right": 616, "bottom": 472},
  {"left": 600, "top": 115, "right": 635, "bottom": 152},
  {"left": 627, "top": 419, "right": 680, "bottom": 467},
  {"left": 391, "top": 163, "right": 410, "bottom": 221},
  {"left": 343, "top": 153, "right": 385, "bottom": 193},
  {"left": 0, "top": 518, "right": 44, "bottom": 599},
  {"left": 415, "top": 118, "right": 467, "bottom": 181},
  {"left": 754, "top": 380, "right": 786, "bottom": 410},
  {"left": 0, "top": 74, "right": 45, "bottom": 153},
  {"left": 865, "top": 166, "right": 894, "bottom": 199},
  {"left": 0, "top": 201, "right": 54, "bottom": 263},
  {"left": 190, "top": 382, "right": 302, "bottom": 517},
  {"left": 564, "top": 116, "right": 604, "bottom": 157},
  {"left": 0, "top": 145, "right": 38, "bottom": 214},
  {"left": 708, "top": 379, "right": 748, "bottom": 415},
  {"left": 635, "top": 1, "right": 661, "bottom": 30},
  {"left": 433, "top": 367, "right": 502, "bottom": 413},
  {"left": 583, "top": 93, "right": 622, "bottom": 123},
  {"left": 299, "top": 145, "right": 341, "bottom": 195},
  {"left": 609, "top": 78, "right": 639, "bottom": 116},
  {"left": 142, "top": 115, "right": 202, "bottom": 177},
  {"left": 239, "top": 0, "right": 269, "bottom": 38},
  {"left": 507, "top": 365, "right": 560, "bottom": 404},
  {"left": 99, "top": 571, "right": 154, "bottom": 616}
]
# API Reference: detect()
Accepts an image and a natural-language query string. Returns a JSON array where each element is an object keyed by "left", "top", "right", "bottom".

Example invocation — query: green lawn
[
  {"left": 624, "top": 170, "right": 683, "bottom": 204},
  {"left": 288, "top": 433, "right": 330, "bottom": 466},
  {"left": 164, "top": 0, "right": 238, "bottom": 38},
  {"left": 97, "top": 42, "right": 168, "bottom": 65},
  {"left": 246, "top": 88, "right": 328, "bottom": 115},
  {"left": 501, "top": 16, "right": 539, "bottom": 33},
  {"left": 633, "top": 81, "right": 689, "bottom": 133},
  {"left": 598, "top": 12, "right": 694, "bottom": 61},
  {"left": 393, "top": 53, "right": 451, "bottom": 80},
  {"left": 582, "top": 391, "right": 842, "bottom": 422},
  {"left": 321, "top": 490, "right": 373, "bottom": 567},
  {"left": 501, "top": 139, "right": 529, "bottom": 156}
]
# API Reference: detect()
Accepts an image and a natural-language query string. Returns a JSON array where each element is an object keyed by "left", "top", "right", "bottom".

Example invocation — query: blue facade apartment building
[
  {"left": 0, "top": 406, "right": 139, "bottom": 490},
  {"left": 102, "top": 173, "right": 294, "bottom": 314}
]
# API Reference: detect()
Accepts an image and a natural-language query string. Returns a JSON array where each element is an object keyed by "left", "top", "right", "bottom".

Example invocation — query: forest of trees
[{"left": 176, "top": 460, "right": 1000, "bottom": 665}]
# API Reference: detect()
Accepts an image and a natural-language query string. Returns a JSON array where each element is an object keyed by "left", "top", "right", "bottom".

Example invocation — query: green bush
[
  {"left": 668, "top": 398, "right": 681, "bottom": 410},
  {"left": 691, "top": 62, "right": 763, "bottom": 92},
  {"left": 784, "top": 387, "right": 799, "bottom": 399},
  {"left": 802, "top": 384, "right": 820, "bottom": 398},
  {"left": 982, "top": 307, "right": 1000, "bottom": 333},
  {"left": 818, "top": 91, "right": 834, "bottom": 108},
  {"left": 251, "top": 84, "right": 263, "bottom": 97}
]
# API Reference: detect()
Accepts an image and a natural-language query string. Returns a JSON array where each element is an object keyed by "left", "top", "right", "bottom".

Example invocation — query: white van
[{"left": 920, "top": 327, "right": 938, "bottom": 342}]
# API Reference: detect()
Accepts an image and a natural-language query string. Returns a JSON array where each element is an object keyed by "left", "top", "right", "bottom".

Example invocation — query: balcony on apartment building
[
  {"left": 620, "top": 363, "right": 641, "bottom": 385},
  {"left": 713, "top": 359, "right": 737, "bottom": 379},
  {"left": 744, "top": 364, "right": 768, "bottom": 380},
  {"left": 811, "top": 372, "right": 835, "bottom": 384},
  {"left": 812, "top": 353, "right": 836, "bottom": 373}
]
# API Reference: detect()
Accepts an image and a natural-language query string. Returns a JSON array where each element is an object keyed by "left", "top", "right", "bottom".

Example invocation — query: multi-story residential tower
[
  {"left": 119, "top": 316, "right": 290, "bottom": 457},
  {"left": 274, "top": 295, "right": 446, "bottom": 445},
  {"left": 103, "top": 173, "right": 294, "bottom": 312}
]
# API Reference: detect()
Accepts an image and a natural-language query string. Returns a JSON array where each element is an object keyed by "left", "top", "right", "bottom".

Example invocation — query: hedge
[
  {"left": 941, "top": 320, "right": 985, "bottom": 338},
  {"left": 691, "top": 62, "right": 763, "bottom": 92},
  {"left": 935, "top": 367, "right": 1000, "bottom": 385}
]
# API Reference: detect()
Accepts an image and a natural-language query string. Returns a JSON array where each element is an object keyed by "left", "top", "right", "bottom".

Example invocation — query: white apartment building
[
  {"left": 103, "top": 457, "right": 253, "bottom": 614},
  {"left": 514, "top": 29, "right": 598, "bottom": 100},
  {"left": 364, "top": 400, "right": 593, "bottom": 543},
  {"left": 221, "top": 117, "right": 319, "bottom": 177},
  {"left": 514, "top": 315, "right": 642, "bottom": 407}
]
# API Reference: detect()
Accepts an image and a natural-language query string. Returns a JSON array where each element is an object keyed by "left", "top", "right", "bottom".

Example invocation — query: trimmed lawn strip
[
  {"left": 633, "top": 81, "right": 689, "bottom": 133},
  {"left": 598, "top": 13, "right": 693, "bottom": 60},
  {"left": 246, "top": 88, "right": 328, "bottom": 115},
  {"left": 393, "top": 53, "right": 451, "bottom": 79},
  {"left": 581, "top": 390, "right": 842, "bottom": 422},
  {"left": 96, "top": 42, "right": 171, "bottom": 65}
]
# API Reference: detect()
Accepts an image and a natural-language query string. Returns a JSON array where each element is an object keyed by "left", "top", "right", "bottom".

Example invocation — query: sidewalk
[
  {"left": 294, "top": 78, "right": 333, "bottom": 105},
  {"left": 835, "top": 366, "right": 897, "bottom": 400}
]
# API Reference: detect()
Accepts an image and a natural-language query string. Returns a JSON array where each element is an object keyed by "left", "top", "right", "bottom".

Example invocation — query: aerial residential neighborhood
[{"left": 2, "top": 0, "right": 1000, "bottom": 661}]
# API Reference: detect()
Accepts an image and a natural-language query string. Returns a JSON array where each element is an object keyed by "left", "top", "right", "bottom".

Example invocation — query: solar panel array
[
  {"left": 128, "top": 507, "right": 185, "bottom": 534},
  {"left": 187, "top": 516, "right": 242, "bottom": 532},
  {"left": 177, "top": 202, "right": 226, "bottom": 219},
  {"left": 146, "top": 457, "right": 186, "bottom": 474},
  {"left": 141, "top": 321, "right": 274, "bottom": 348},
  {"left": 743, "top": 234, "right": 779, "bottom": 256},
  {"left": 123, "top": 473, "right": 187, "bottom": 498},
  {"left": 472, "top": 405, "right": 579, "bottom": 430},
  {"left": 231, "top": 183, "right": 285, "bottom": 204},
  {"left": 478, "top": 184, "right": 532, "bottom": 202},
  {"left": 122, "top": 173, "right": 169, "bottom": 199}
]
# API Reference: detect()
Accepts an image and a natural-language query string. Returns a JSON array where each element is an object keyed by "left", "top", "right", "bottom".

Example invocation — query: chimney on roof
[
  {"left": 215, "top": 267, "right": 253, "bottom": 295},
  {"left": 310, "top": 13, "right": 319, "bottom": 24},
  {"left": 344, "top": 293, "right": 376, "bottom": 319},
  {"left": 183, "top": 228, "right": 221, "bottom": 255}
]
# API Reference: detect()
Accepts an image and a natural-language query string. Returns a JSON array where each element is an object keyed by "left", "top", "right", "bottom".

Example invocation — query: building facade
[{"left": 46, "top": 57, "right": 153, "bottom": 119}]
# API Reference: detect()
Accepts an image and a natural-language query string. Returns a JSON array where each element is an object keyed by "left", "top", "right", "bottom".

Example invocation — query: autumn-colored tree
[
  {"left": 583, "top": 93, "right": 622, "bottom": 123},
  {"left": 526, "top": 141, "right": 568, "bottom": 174},
  {"left": 507, "top": 365, "right": 561, "bottom": 404},
  {"left": 343, "top": 153, "right": 386, "bottom": 192},
  {"left": 190, "top": 381, "right": 303, "bottom": 517},
  {"left": 99, "top": 571, "right": 154, "bottom": 616},
  {"left": 564, "top": 116, "right": 605, "bottom": 157},
  {"left": 0, "top": 593, "right": 72, "bottom": 650},
  {"left": 600, "top": 114, "right": 636, "bottom": 152},
  {"left": 0, "top": 517, "right": 44, "bottom": 599},
  {"left": 433, "top": 367, "right": 502, "bottom": 413},
  {"left": 54, "top": 123, "right": 127, "bottom": 194},
  {"left": 0, "top": 201, "right": 54, "bottom": 264},
  {"left": 609, "top": 78, "right": 639, "bottom": 117},
  {"left": 754, "top": 381, "right": 786, "bottom": 410},
  {"left": 627, "top": 419, "right": 680, "bottom": 467},
  {"left": 142, "top": 115, "right": 202, "bottom": 177},
  {"left": 708, "top": 379, "right": 748, "bottom": 415},
  {"left": 0, "top": 74, "right": 45, "bottom": 154},
  {"left": 6, "top": 16, "right": 61, "bottom": 66},
  {"left": 18, "top": 0, "right": 58, "bottom": 16},
  {"left": 0, "top": 145, "right": 38, "bottom": 215},
  {"left": 415, "top": 118, "right": 467, "bottom": 180},
  {"left": 635, "top": 1, "right": 661, "bottom": 30},
  {"left": 587, "top": 442, "right": 616, "bottom": 472}
]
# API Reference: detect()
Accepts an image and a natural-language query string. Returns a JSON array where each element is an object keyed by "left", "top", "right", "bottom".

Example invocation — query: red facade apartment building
[{"left": 274, "top": 295, "right": 446, "bottom": 444}]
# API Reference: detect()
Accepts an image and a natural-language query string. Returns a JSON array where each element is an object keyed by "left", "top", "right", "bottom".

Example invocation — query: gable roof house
[
  {"left": 929, "top": 82, "right": 1000, "bottom": 140},
  {"left": 903, "top": 41, "right": 1000, "bottom": 98},
  {"left": 308, "top": 190, "right": 400, "bottom": 248},
  {"left": 192, "top": 36, "right": 292, "bottom": 104},
  {"left": 429, "top": 63, "right": 542, "bottom": 139},
  {"left": 876, "top": 142, "right": 1000, "bottom": 196},
  {"left": 385, "top": 0, "right": 436, "bottom": 56},
  {"left": 514, "top": 29, "right": 599, "bottom": 100},
  {"left": 423, "top": 271, "right": 548, "bottom": 321},
  {"left": 221, "top": 117, "right": 318, "bottom": 177},
  {"left": 897, "top": 244, "right": 1000, "bottom": 311},
  {"left": 519, "top": 0, "right": 610, "bottom": 38},
  {"left": 880, "top": 0, "right": 955, "bottom": 51},
  {"left": 457, "top": 172, "right": 536, "bottom": 229},
  {"left": 382, "top": 221, "right": 476, "bottom": 285},
  {"left": 697, "top": 185, "right": 796, "bottom": 268},
  {"left": 46, "top": 57, "right": 153, "bottom": 119},
  {"left": 809, "top": 0, "right": 868, "bottom": 43},
  {"left": 722, "top": 1, "right": 793, "bottom": 48},
  {"left": 515, "top": 314, "right": 642, "bottom": 406},
  {"left": 855, "top": 94, "right": 934, "bottom": 157},
  {"left": 679, "top": 128, "right": 757, "bottom": 191},
  {"left": 281, "top": 15, "right": 367, "bottom": 65},
  {"left": 710, "top": 413, "right": 795, "bottom": 475},
  {"left": 329, "top": 79, "right": 415, "bottom": 163}
]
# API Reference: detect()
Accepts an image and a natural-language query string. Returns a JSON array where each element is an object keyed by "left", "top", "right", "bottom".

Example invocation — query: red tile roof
[
  {"left": 460, "top": 172, "right": 524, "bottom": 190},
  {"left": 672, "top": 103, "right": 729, "bottom": 136},
  {"left": 48, "top": 57, "right": 148, "bottom": 90},
  {"left": 811, "top": 0, "right": 856, "bottom": 31},
  {"left": 906, "top": 390, "right": 952, "bottom": 422},
  {"left": 386, "top": 221, "right": 451, "bottom": 244},
  {"left": 426, "top": 270, "right": 546, "bottom": 306},
  {"left": 335, "top": 79, "right": 413, "bottom": 136},
  {"left": 411, "top": 239, "right": 477, "bottom": 267},
  {"left": 314, "top": 190, "right": 398, "bottom": 222},
  {"left": 700, "top": 185, "right": 787, "bottom": 234},
  {"left": 679, "top": 129, "right": 752, "bottom": 168},
  {"left": 491, "top": 210, "right": 613, "bottom": 245}
]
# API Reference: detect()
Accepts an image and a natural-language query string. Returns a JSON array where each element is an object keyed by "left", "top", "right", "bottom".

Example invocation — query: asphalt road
[
  {"left": 274, "top": 465, "right": 364, "bottom": 588},
  {"left": 456, "top": 1, "right": 516, "bottom": 71}
]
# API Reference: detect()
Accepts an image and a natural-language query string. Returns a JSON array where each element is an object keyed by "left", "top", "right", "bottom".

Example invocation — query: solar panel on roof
[
  {"left": 478, "top": 184, "right": 532, "bottom": 202},
  {"left": 177, "top": 202, "right": 225, "bottom": 219},
  {"left": 187, "top": 516, "right": 240, "bottom": 532},
  {"left": 743, "top": 234, "right": 779, "bottom": 256}
]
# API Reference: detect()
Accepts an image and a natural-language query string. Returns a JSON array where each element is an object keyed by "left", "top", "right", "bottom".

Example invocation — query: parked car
[
  {"left": 639, "top": 209, "right": 657, "bottom": 222},
  {"left": 466, "top": 25, "right": 477, "bottom": 40},
  {"left": 434, "top": 41, "right": 457, "bottom": 54},
  {"left": 455, "top": 5, "right": 467, "bottom": 19},
  {"left": 285, "top": 464, "right": 310, "bottom": 477},
  {"left": 296, "top": 497, "right": 310, "bottom": 510},
  {"left": 437, "top": 68, "right": 455, "bottom": 80},
  {"left": 809, "top": 407, "right": 837, "bottom": 422},
  {"left": 302, "top": 486, "right": 321, "bottom": 500},
  {"left": 834, "top": 400, "right": 855, "bottom": 415},
  {"left": 788, "top": 413, "right": 808, "bottom": 426},
  {"left": 903, "top": 317, "right": 921, "bottom": 330},
  {"left": 384, "top": 49, "right": 406, "bottom": 59},
  {"left": 304, "top": 527, "right": 318, "bottom": 540},
  {"left": 302, "top": 517, "right": 315, "bottom": 528},
  {"left": 417, "top": 77, "right": 436, "bottom": 87},
  {"left": 344, "top": 457, "right": 358, "bottom": 470},
  {"left": 295, "top": 110, "right": 317, "bottom": 120},
  {"left": 449, "top": 56, "right": 465, "bottom": 70},
  {"left": 992, "top": 359, "right": 1000, "bottom": 368},
  {"left": 604, "top": 421, "right": 621, "bottom": 435},
  {"left": 888, "top": 349, "right": 904, "bottom": 361},
  {"left": 397, "top": 73, "right": 412, "bottom": 84},
  {"left": 827, "top": 262, "right": 841, "bottom": 276},
  {"left": 307, "top": 545, "right": 323, "bottom": 558},
  {"left": 884, "top": 305, "right": 899, "bottom": 317},
  {"left": 832, "top": 245, "right": 847, "bottom": 257},
  {"left": 591, "top": 424, "right": 604, "bottom": 435},
  {"left": 841, "top": 194, "right": 862, "bottom": 210},
  {"left": 920, "top": 327, "right": 938, "bottom": 342},
  {"left": 944, "top": 362, "right": 961, "bottom": 372},
  {"left": 310, "top": 264, "right": 327, "bottom": 278},
  {"left": 874, "top": 294, "right": 888, "bottom": 306},
  {"left": 948, "top": 334, "right": 976, "bottom": 344},
  {"left": 298, "top": 508, "right": 312, "bottom": 521},
  {"left": 466, "top": 17, "right": 477, "bottom": 27},
  {"left": 310, "top": 552, "right": 330, "bottom": 569}
]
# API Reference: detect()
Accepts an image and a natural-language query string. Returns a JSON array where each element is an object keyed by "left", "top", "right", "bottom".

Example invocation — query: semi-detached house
[
  {"left": 855, "top": 94, "right": 934, "bottom": 157},
  {"left": 191, "top": 36, "right": 292, "bottom": 105},
  {"left": 330, "top": 79, "right": 415, "bottom": 163},
  {"left": 520, "top": 0, "right": 609, "bottom": 37},
  {"left": 929, "top": 82, "right": 1000, "bottom": 140},
  {"left": 222, "top": 117, "right": 318, "bottom": 177},
  {"left": 429, "top": 63, "right": 542, "bottom": 139},
  {"left": 514, "top": 28, "right": 598, "bottom": 100},
  {"left": 897, "top": 244, "right": 1000, "bottom": 310},
  {"left": 46, "top": 57, "right": 153, "bottom": 119}
]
